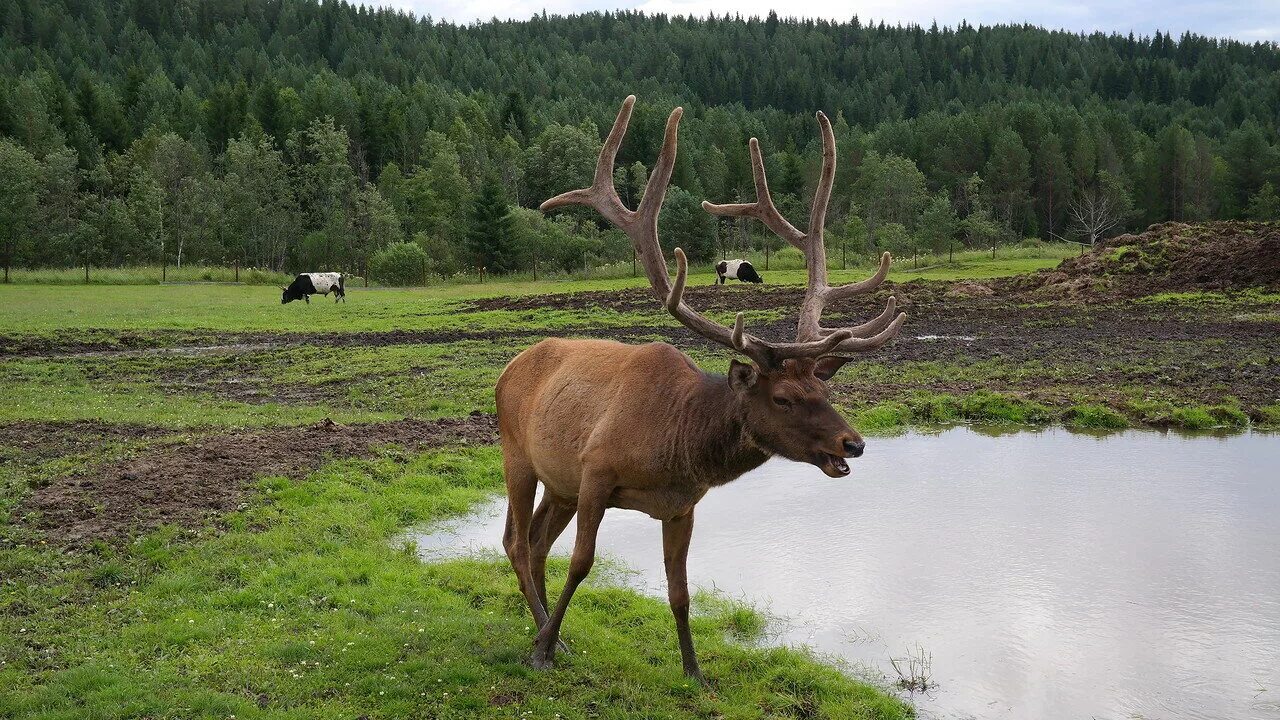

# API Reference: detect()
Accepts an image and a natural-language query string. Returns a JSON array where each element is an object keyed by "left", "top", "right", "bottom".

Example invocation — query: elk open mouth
[{"left": 817, "top": 453, "right": 851, "bottom": 478}]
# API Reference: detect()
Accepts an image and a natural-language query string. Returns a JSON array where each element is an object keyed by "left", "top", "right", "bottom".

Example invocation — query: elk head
[{"left": 541, "top": 96, "right": 905, "bottom": 477}]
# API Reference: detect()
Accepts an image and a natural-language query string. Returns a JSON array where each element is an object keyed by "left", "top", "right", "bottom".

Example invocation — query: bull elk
[{"left": 495, "top": 96, "right": 906, "bottom": 680}]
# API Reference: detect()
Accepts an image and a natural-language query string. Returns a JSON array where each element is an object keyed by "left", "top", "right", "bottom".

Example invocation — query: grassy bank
[{"left": 0, "top": 446, "right": 910, "bottom": 719}]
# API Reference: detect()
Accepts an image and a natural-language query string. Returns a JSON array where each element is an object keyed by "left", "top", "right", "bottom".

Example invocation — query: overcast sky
[{"left": 379, "top": 0, "right": 1279, "bottom": 43}]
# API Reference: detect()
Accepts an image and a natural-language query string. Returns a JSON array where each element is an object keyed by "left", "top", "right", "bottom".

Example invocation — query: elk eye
[{"left": 772, "top": 396, "right": 792, "bottom": 408}]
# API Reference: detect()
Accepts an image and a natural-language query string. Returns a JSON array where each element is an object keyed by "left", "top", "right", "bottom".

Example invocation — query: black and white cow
[
  {"left": 282, "top": 272, "right": 346, "bottom": 304},
  {"left": 714, "top": 259, "right": 763, "bottom": 284}
]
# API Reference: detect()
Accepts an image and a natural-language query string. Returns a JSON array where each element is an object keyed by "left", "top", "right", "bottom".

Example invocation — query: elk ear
[
  {"left": 728, "top": 358, "right": 758, "bottom": 391},
  {"left": 813, "top": 356, "right": 853, "bottom": 381}
]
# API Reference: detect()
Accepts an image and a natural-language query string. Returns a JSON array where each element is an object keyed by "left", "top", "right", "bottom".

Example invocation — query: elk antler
[
  {"left": 541, "top": 96, "right": 861, "bottom": 368},
  {"left": 703, "top": 111, "right": 906, "bottom": 355}
]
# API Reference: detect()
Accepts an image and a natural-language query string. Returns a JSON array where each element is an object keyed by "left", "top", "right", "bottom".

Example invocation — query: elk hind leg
[
  {"left": 502, "top": 454, "right": 549, "bottom": 630},
  {"left": 529, "top": 493, "right": 576, "bottom": 653},
  {"left": 529, "top": 494, "right": 576, "bottom": 612},
  {"left": 531, "top": 475, "right": 611, "bottom": 669}
]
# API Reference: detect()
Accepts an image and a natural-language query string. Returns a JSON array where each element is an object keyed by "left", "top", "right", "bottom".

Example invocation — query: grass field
[
  {"left": 2, "top": 242, "right": 1079, "bottom": 288},
  {"left": 1, "top": 248, "right": 1275, "bottom": 719}
]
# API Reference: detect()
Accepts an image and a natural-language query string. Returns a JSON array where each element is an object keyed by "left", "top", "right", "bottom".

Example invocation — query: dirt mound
[
  {"left": 1003, "top": 221, "right": 1280, "bottom": 298},
  {"left": 18, "top": 414, "right": 498, "bottom": 546}
]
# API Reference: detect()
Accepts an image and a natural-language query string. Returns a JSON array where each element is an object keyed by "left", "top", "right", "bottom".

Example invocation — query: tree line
[{"left": 1, "top": 0, "right": 1278, "bottom": 282}]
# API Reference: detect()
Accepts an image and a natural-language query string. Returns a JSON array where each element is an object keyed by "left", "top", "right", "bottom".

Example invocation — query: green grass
[
  {"left": 0, "top": 284, "right": 667, "bottom": 335},
  {"left": 0, "top": 247, "right": 1075, "bottom": 335},
  {"left": 3, "top": 243, "right": 1078, "bottom": 288},
  {"left": 0, "top": 447, "right": 910, "bottom": 720},
  {"left": 1065, "top": 404, "right": 1130, "bottom": 430},
  {"left": 6, "top": 264, "right": 295, "bottom": 286}
]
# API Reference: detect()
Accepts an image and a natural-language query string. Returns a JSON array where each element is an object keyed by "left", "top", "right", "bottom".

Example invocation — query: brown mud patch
[
  {"left": 17, "top": 414, "right": 498, "bottom": 547},
  {"left": 464, "top": 280, "right": 1280, "bottom": 412},
  {"left": 997, "top": 221, "right": 1280, "bottom": 299},
  {"left": 0, "top": 327, "right": 543, "bottom": 359},
  {"left": 0, "top": 421, "right": 169, "bottom": 465}
]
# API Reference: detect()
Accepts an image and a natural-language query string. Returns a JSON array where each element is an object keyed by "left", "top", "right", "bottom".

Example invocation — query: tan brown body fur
[{"left": 498, "top": 338, "right": 769, "bottom": 521}]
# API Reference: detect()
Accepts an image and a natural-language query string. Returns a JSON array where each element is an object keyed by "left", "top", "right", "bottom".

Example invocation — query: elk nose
[{"left": 843, "top": 438, "right": 865, "bottom": 458}]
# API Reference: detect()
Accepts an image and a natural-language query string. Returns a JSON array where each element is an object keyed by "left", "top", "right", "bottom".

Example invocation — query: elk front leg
[
  {"left": 663, "top": 509, "right": 704, "bottom": 683},
  {"left": 531, "top": 478, "right": 610, "bottom": 669}
]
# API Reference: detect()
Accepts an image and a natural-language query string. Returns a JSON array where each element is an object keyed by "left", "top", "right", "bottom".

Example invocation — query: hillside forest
[{"left": 2, "top": 0, "right": 1279, "bottom": 282}]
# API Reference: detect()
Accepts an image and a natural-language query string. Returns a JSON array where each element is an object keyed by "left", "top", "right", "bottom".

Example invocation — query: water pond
[{"left": 411, "top": 427, "right": 1280, "bottom": 720}]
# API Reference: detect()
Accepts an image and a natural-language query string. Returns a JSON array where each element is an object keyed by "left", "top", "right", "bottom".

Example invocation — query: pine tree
[
  {"left": 0, "top": 139, "right": 42, "bottom": 281},
  {"left": 983, "top": 129, "right": 1033, "bottom": 235},
  {"left": 1246, "top": 183, "right": 1280, "bottom": 221},
  {"left": 467, "top": 174, "right": 517, "bottom": 274},
  {"left": 1034, "top": 133, "right": 1072, "bottom": 240}
]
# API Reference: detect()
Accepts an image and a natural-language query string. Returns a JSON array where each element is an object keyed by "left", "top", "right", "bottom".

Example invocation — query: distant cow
[
  {"left": 714, "top": 259, "right": 763, "bottom": 284},
  {"left": 282, "top": 272, "right": 346, "bottom": 304}
]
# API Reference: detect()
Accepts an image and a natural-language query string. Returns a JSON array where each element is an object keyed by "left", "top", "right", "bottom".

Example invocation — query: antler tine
[
  {"left": 702, "top": 138, "right": 806, "bottom": 249},
  {"left": 539, "top": 95, "right": 636, "bottom": 229},
  {"left": 815, "top": 295, "right": 899, "bottom": 339},
  {"left": 701, "top": 109, "right": 907, "bottom": 357},
  {"left": 541, "top": 97, "right": 782, "bottom": 367},
  {"left": 666, "top": 248, "right": 858, "bottom": 366},
  {"left": 637, "top": 106, "right": 683, "bottom": 224},
  {"left": 826, "top": 251, "right": 892, "bottom": 301},
  {"left": 666, "top": 248, "right": 773, "bottom": 366}
]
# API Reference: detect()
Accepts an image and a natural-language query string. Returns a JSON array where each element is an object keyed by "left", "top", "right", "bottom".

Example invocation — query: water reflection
[{"left": 411, "top": 427, "right": 1280, "bottom": 720}]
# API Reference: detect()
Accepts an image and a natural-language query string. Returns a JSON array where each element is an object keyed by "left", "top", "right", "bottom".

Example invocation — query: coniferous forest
[{"left": 1, "top": 0, "right": 1279, "bottom": 282}]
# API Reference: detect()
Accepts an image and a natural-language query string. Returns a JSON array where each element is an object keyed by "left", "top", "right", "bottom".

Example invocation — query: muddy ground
[
  {"left": 5, "top": 223, "right": 1278, "bottom": 546},
  {"left": 9, "top": 415, "right": 497, "bottom": 547},
  {"left": 1000, "top": 221, "right": 1280, "bottom": 298}
]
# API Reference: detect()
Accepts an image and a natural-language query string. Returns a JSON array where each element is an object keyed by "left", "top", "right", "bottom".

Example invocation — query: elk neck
[{"left": 667, "top": 370, "right": 772, "bottom": 487}]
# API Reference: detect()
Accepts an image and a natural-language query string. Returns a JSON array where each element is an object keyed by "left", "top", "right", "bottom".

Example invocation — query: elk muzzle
[{"left": 816, "top": 432, "right": 864, "bottom": 478}]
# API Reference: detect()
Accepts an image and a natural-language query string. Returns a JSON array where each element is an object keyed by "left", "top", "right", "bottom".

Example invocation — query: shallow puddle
[{"left": 411, "top": 427, "right": 1280, "bottom": 720}]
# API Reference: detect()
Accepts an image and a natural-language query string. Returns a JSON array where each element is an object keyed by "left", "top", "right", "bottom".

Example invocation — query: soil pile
[
  {"left": 18, "top": 414, "right": 498, "bottom": 546},
  {"left": 1002, "top": 221, "right": 1280, "bottom": 298}
]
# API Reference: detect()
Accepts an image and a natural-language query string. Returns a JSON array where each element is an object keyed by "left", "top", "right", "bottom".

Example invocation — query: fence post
[
  {"left": 842, "top": 240, "right": 847, "bottom": 270},
  {"left": 85, "top": 261, "right": 89, "bottom": 284},
  {"left": 949, "top": 242, "right": 953, "bottom": 264},
  {"left": 991, "top": 245, "right": 996, "bottom": 260}
]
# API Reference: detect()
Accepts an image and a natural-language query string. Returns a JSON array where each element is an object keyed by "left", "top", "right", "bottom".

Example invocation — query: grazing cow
[
  {"left": 714, "top": 259, "right": 763, "bottom": 284},
  {"left": 281, "top": 272, "right": 346, "bottom": 304}
]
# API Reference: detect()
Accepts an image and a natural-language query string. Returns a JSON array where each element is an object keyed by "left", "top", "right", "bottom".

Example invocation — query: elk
[{"left": 495, "top": 96, "right": 906, "bottom": 680}]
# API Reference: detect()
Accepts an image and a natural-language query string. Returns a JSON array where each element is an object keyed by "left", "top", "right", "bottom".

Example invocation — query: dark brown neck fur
[{"left": 669, "top": 371, "right": 771, "bottom": 486}]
